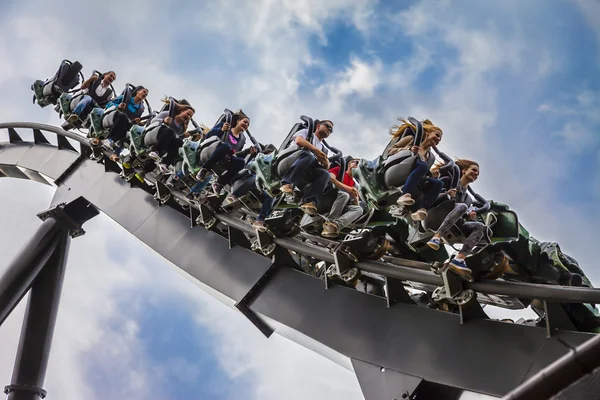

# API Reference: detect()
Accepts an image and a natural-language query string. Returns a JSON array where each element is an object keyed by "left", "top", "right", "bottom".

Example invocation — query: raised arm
[{"left": 388, "top": 135, "right": 414, "bottom": 156}]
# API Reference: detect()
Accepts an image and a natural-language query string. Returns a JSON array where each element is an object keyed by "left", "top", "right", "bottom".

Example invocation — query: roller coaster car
[
  {"left": 58, "top": 70, "right": 116, "bottom": 131},
  {"left": 31, "top": 60, "right": 83, "bottom": 108}
]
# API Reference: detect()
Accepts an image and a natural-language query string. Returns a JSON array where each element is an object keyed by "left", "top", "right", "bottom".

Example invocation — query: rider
[
  {"left": 195, "top": 110, "right": 256, "bottom": 195},
  {"left": 226, "top": 144, "right": 278, "bottom": 232},
  {"left": 389, "top": 119, "right": 444, "bottom": 221},
  {"left": 279, "top": 119, "right": 334, "bottom": 216},
  {"left": 99, "top": 86, "right": 149, "bottom": 149},
  {"left": 426, "top": 159, "right": 486, "bottom": 277},
  {"left": 147, "top": 100, "right": 195, "bottom": 173},
  {"left": 320, "top": 157, "right": 364, "bottom": 237},
  {"left": 67, "top": 71, "right": 116, "bottom": 123}
]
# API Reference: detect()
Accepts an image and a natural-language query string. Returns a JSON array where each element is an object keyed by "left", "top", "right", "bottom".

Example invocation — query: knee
[
  {"left": 338, "top": 191, "right": 351, "bottom": 201},
  {"left": 431, "top": 178, "right": 443, "bottom": 190}
]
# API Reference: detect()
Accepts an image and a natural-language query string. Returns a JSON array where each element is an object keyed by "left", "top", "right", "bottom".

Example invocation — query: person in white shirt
[
  {"left": 279, "top": 119, "right": 334, "bottom": 215},
  {"left": 68, "top": 71, "right": 116, "bottom": 122}
]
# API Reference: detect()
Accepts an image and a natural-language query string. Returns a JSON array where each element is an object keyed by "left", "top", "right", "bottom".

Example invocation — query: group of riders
[
  {"left": 30, "top": 60, "right": 599, "bottom": 332},
  {"left": 31, "top": 60, "right": 488, "bottom": 278}
]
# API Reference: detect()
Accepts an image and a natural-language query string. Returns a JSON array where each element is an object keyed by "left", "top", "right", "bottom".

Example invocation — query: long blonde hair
[{"left": 390, "top": 117, "right": 442, "bottom": 141}]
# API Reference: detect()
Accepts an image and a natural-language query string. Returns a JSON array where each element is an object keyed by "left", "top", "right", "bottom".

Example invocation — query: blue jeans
[
  {"left": 232, "top": 175, "right": 275, "bottom": 221},
  {"left": 203, "top": 142, "right": 245, "bottom": 186},
  {"left": 190, "top": 174, "right": 211, "bottom": 194},
  {"left": 73, "top": 95, "right": 94, "bottom": 116},
  {"left": 402, "top": 158, "right": 443, "bottom": 210},
  {"left": 281, "top": 150, "right": 330, "bottom": 205}
]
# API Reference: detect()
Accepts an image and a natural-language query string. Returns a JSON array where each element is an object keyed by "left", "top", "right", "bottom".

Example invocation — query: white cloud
[{"left": 1, "top": 0, "right": 599, "bottom": 398}]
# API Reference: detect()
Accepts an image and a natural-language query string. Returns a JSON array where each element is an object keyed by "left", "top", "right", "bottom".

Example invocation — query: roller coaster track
[{"left": 1, "top": 121, "right": 599, "bottom": 399}]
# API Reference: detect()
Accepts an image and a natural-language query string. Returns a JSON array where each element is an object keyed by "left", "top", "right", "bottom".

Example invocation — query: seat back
[
  {"left": 56, "top": 60, "right": 83, "bottom": 92},
  {"left": 383, "top": 150, "right": 417, "bottom": 188},
  {"left": 199, "top": 137, "right": 222, "bottom": 164},
  {"left": 273, "top": 116, "right": 315, "bottom": 177}
]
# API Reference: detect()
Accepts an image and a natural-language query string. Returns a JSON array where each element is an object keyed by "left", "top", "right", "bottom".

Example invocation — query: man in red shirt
[{"left": 321, "top": 157, "right": 364, "bottom": 238}]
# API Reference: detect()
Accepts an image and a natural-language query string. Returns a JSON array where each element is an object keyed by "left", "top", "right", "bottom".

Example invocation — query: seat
[{"left": 32, "top": 60, "right": 83, "bottom": 107}]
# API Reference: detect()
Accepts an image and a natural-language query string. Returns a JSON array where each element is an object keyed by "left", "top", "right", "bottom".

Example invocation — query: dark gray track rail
[{"left": 1, "top": 122, "right": 599, "bottom": 399}]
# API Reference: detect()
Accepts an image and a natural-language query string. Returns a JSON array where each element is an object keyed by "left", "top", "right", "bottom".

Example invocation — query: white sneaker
[
  {"left": 411, "top": 208, "right": 428, "bottom": 221},
  {"left": 397, "top": 193, "right": 415, "bottom": 206},
  {"left": 148, "top": 151, "right": 161, "bottom": 161},
  {"left": 157, "top": 164, "right": 170, "bottom": 174}
]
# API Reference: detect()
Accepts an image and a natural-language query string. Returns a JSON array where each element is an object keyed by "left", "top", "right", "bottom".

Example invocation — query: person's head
[
  {"left": 176, "top": 106, "right": 195, "bottom": 122},
  {"left": 231, "top": 110, "right": 250, "bottom": 131},
  {"left": 420, "top": 120, "right": 443, "bottom": 148},
  {"left": 102, "top": 71, "right": 116, "bottom": 86},
  {"left": 345, "top": 156, "right": 359, "bottom": 171},
  {"left": 456, "top": 159, "right": 479, "bottom": 184},
  {"left": 133, "top": 86, "right": 148, "bottom": 102},
  {"left": 314, "top": 119, "right": 333, "bottom": 139}
]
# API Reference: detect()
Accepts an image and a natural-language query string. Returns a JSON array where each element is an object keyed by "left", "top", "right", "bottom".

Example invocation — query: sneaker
[
  {"left": 280, "top": 184, "right": 294, "bottom": 194},
  {"left": 67, "top": 114, "right": 78, "bottom": 124},
  {"left": 411, "top": 208, "right": 428, "bottom": 221},
  {"left": 157, "top": 164, "right": 170, "bottom": 174},
  {"left": 321, "top": 221, "right": 340, "bottom": 238},
  {"left": 195, "top": 168, "right": 209, "bottom": 181},
  {"left": 224, "top": 195, "right": 237, "bottom": 205},
  {"left": 101, "top": 139, "right": 115, "bottom": 149},
  {"left": 148, "top": 151, "right": 161, "bottom": 161},
  {"left": 448, "top": 258, "right": 472, "bottom": 277},
  {"left": 300, "top": 202, "right": 318, "bottom": 216},
  {"left": 397, "top": 193, "right": 415, "bottom": 206},
  {"left": 252, "top": 220, "right": 268, "bottom": 232},
  {"left": 427, "top": 236, "right": 441, "bottom": 251},
  {"left": 212, "top": 183, "right": 224, "bottom": 196},
  {"left": 135, "top": 173, "right": 145, "bottom": 183}
]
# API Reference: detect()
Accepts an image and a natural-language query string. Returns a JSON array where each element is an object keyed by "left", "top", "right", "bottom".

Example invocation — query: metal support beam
[
  {"left": 4, "top": 231, "right": 71, "bottom": 400},
  {"left": 0, "top": 218, "right": 62, "bottom": 327},
  {"left": 503, "top": 332, "right": 600, "bottom": 400}
]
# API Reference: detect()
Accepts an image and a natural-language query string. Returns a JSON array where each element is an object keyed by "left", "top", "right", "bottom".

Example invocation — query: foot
[
  {"left": 67, "top": 114, "right": 78, "bottom": 124},
  {"left": 157, "top": 164, "right": 170, "bottom": 174},
  {"left": 101, "top": 139, "right": 115, "bottom": 149},
  {"left": 252, "top": 220, "right": 268, "bottom": 232},
  {"left": 448, "top": 257, "right": 472, "bottom": 277},
  {"left": 397, "top": 193, "right": 415, "bottom": 206},
  {"left": 280, "top": 183, "right": 294, "bottom": 194},
  {"left": 212, "top": 182, "right": 224, "bottom": 196},
  {"left": 224, "top": 195, "right": 237, "bottom": 205},
  {"left": 411, "top": 208, "right": 427, "bottom": 221},
  {"left": 195, "top": 168, "right": 209, "bottom": 181},
  {"left": 427, "top": 236, "right": 442, "bottom": 251},
  {"left": 148, "top": 151, "right": 161, "bottom": 161},
  {"left": 300, "top": 202, "right": 318, "bottom": 216},
  {"left": 321, "top": 221, "right": 340, "bottom": 238}
]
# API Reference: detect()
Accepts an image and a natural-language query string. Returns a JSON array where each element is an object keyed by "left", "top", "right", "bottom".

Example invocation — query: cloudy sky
[{"left": 0, "top": 0, "right": 599, "bottom": 399}]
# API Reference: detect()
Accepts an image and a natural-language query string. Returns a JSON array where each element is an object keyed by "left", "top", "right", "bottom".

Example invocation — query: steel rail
[{"left": 3, "top": 122, "right": 600, "bottom": 305}]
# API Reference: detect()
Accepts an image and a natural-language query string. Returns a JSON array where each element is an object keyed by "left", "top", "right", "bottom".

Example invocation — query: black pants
[
  {"left": 154, "top": 126, "right": 183, "bottom": 166},
  {"left": 203, "top": 142, "right": 245, "bottom": 186},
  {"left": 107, "top": 111, "right": 132, "bottom": 143}
]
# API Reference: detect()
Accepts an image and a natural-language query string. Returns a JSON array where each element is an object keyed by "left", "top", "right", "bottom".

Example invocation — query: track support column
[
  {"left": 4, "top": 231, "right": 70, "bottom": 400},
  {"left": 2, "top": 197, "right": 98, "bottom": 400}
]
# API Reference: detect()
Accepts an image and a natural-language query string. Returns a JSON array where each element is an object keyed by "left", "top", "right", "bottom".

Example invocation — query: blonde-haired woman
[
  {"left": 427, "top": 159, "right": 485, "bottom": 277},
  {"left": 389, "top": 119, "right": 444, "bottom": 221}
]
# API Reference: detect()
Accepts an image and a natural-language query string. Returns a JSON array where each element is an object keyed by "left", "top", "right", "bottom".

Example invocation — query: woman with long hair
[
  {"left": 389, "top": 119, "right": 444, "bottom": 221},
  {"left": 426, "top": 159, "right": 486, "bottom": 277}
]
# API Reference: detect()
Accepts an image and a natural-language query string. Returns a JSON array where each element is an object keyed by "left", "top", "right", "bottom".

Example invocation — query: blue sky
[{"left": 0, "top": 0, "right": 599, "bottom": 399}]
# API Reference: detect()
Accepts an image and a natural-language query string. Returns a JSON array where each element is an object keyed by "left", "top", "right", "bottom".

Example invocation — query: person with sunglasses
[{"left": 279, "top": 119, "right": 334, "bottom": 215}]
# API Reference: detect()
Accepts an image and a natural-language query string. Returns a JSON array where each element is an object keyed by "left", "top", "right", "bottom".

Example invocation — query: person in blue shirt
[{"left": 102, "top": 86, "right": 148, "bottom": 148}]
